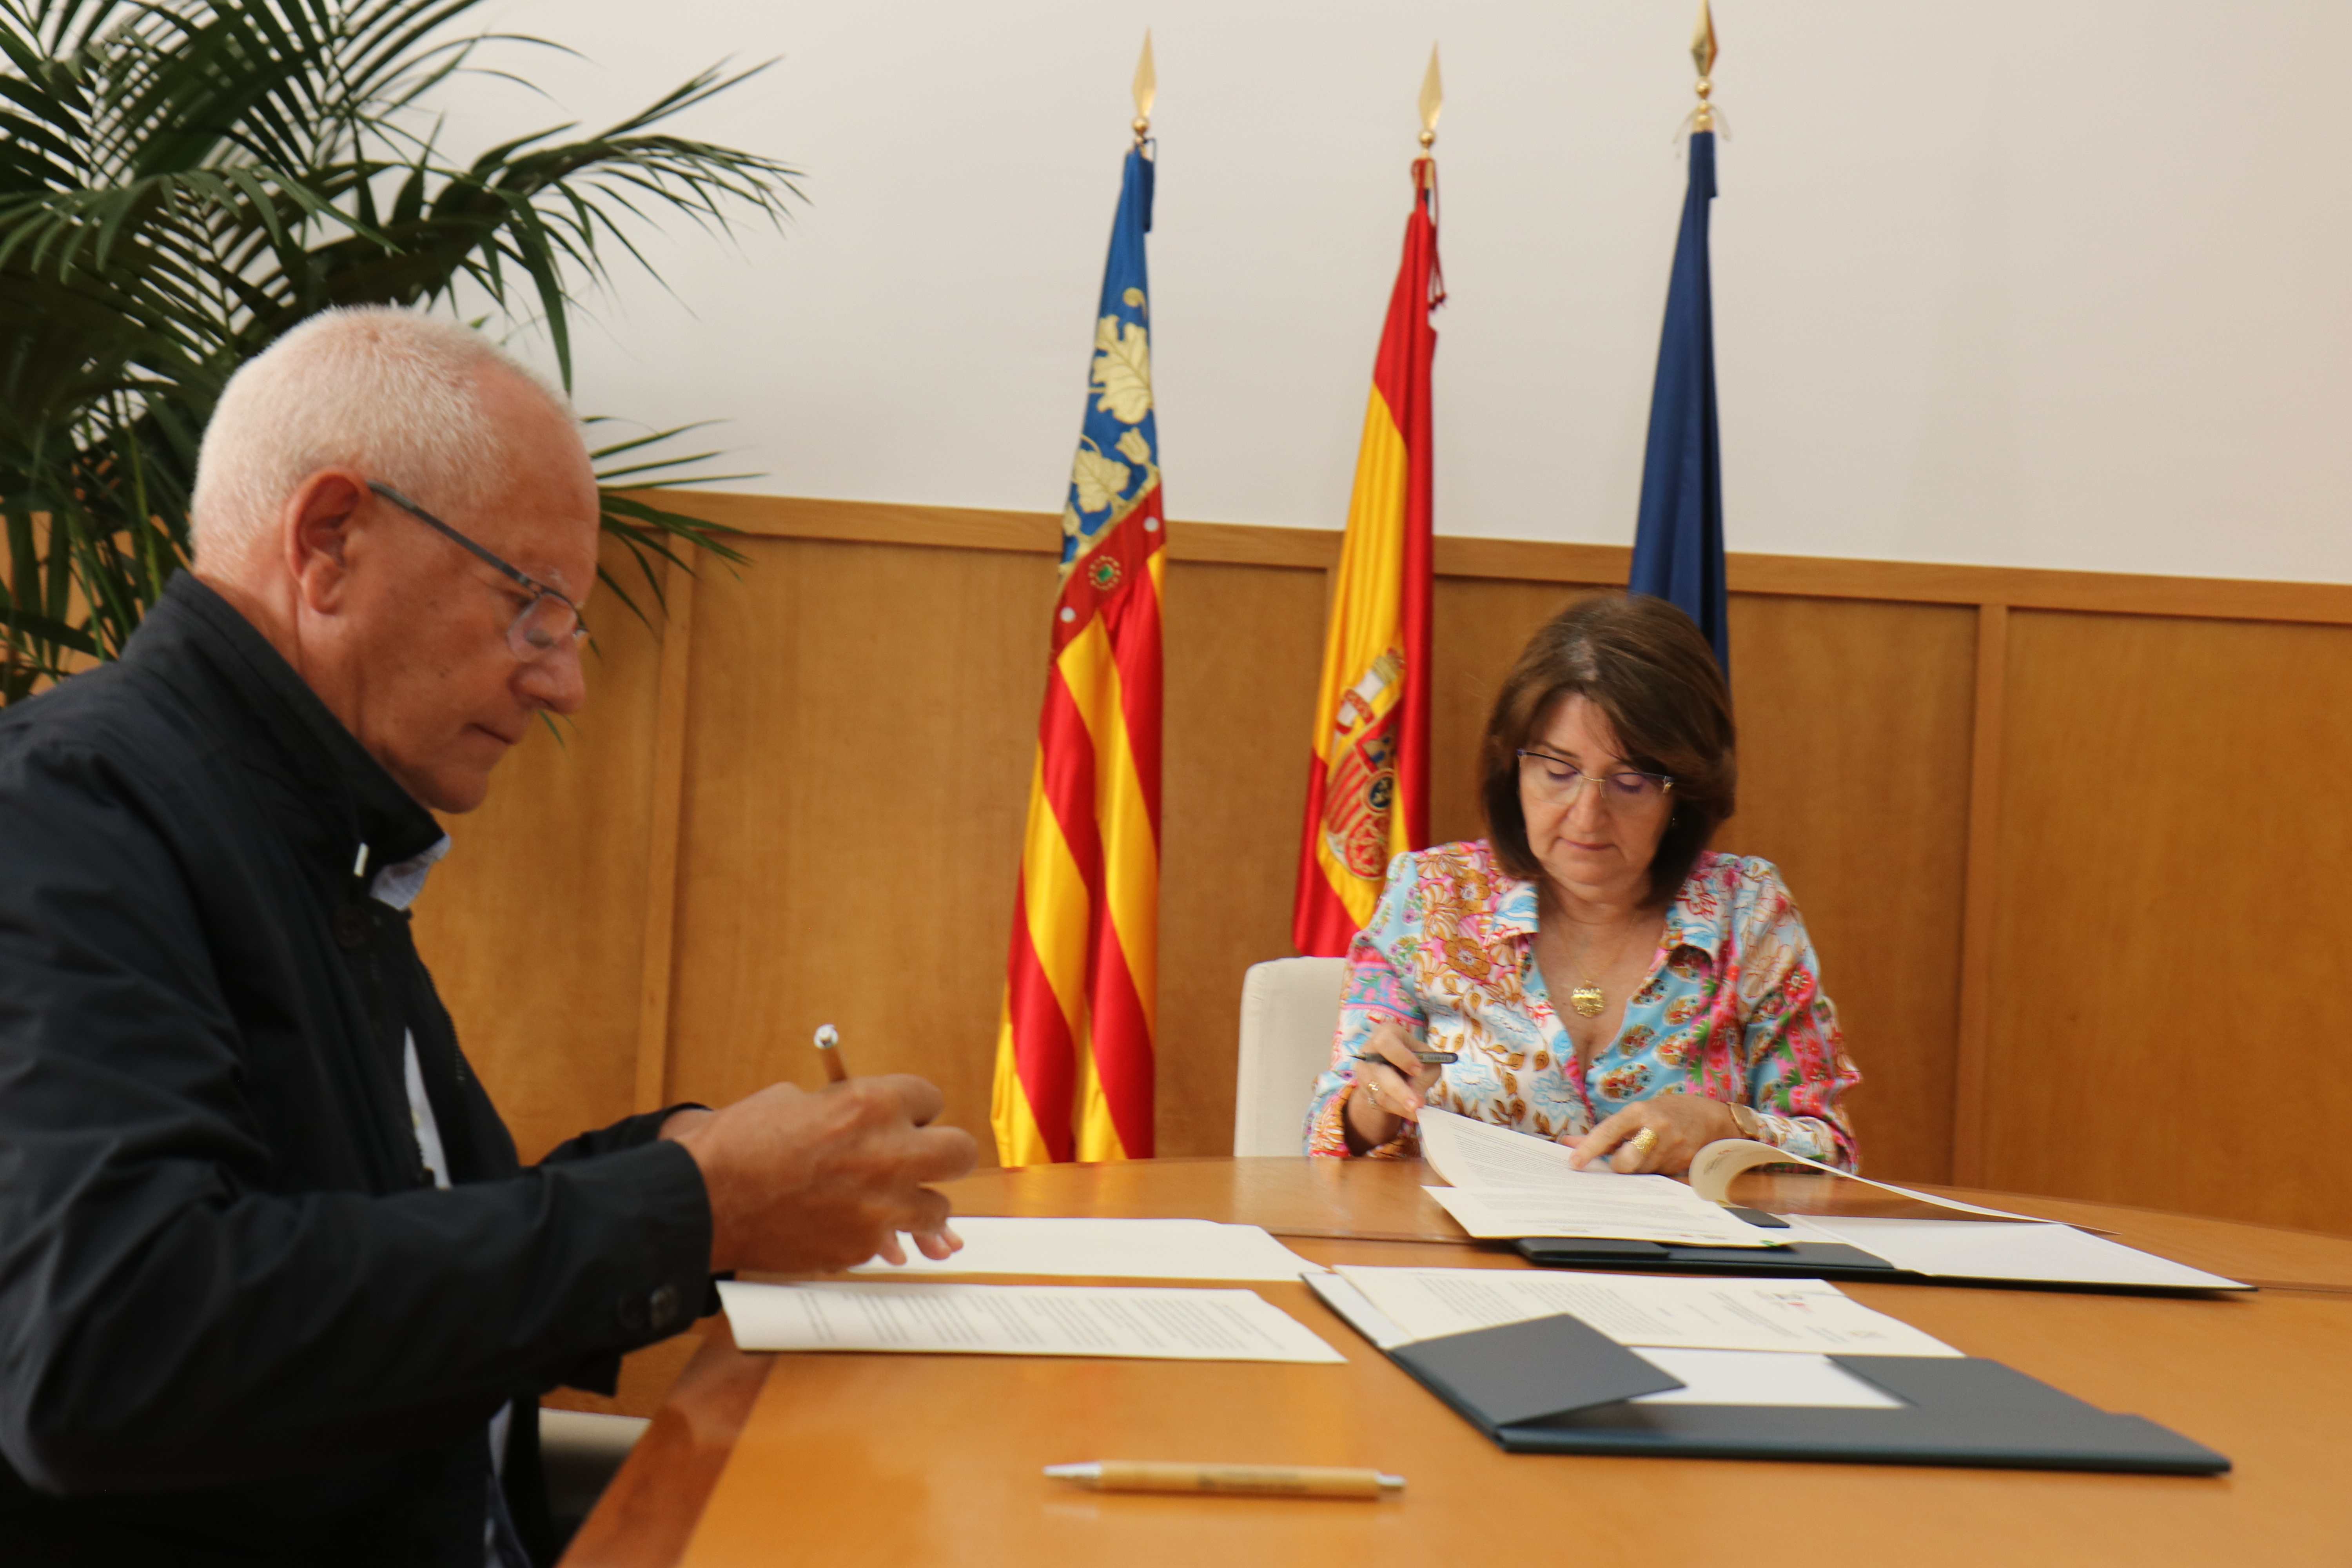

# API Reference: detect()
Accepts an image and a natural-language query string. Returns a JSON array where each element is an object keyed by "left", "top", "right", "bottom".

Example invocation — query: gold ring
[{"left": 1625, "top": 1127, "right": 1660, "bottom": 1160}]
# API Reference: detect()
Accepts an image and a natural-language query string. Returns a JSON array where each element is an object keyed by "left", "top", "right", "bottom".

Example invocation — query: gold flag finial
[
  {"left": 1131, "top": 30, "right": 1156, "bottom": 141},
  {"left": 1690, "top": 1, "right": 1719, "bottom": 133},
  {"left": 1417, "top": 44, "right": 1443, "bottom": 150}
]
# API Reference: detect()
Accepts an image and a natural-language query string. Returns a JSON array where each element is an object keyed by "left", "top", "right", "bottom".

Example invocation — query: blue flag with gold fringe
[{"left": 1630, "top": 128, "right": 1728, "bottom": 673}]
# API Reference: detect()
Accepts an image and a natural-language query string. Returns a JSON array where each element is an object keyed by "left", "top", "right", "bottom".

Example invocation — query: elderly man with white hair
[{"left": 0, "top": 308, "right": 976, "bottom": 1565}]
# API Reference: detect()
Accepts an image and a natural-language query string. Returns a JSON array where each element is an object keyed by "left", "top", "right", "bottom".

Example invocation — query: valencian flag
[
  {"left": 1629, "top": 56, "right": 1728, "bottom": 670},
  {"left": 1292, "top": 155, "right": 1444, "bottom": 955},
  {"left": 990, "top": 140, "right": 1165, "bottom": 1165}
]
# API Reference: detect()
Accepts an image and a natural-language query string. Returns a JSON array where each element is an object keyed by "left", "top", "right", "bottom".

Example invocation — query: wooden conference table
[{"left": 562, "top": 1159, "right": 2352, "bottom": 1567}]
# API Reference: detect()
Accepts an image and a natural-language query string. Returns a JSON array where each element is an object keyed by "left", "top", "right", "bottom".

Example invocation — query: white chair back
[{"left": 1231, "top": 957, "right": 1350, "bottom": 1157}]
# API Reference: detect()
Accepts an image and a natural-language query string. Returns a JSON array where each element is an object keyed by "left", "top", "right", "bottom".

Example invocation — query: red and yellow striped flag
[
  {"left": 992, "top": 144, "right": 1163, "bottom": 1164},
  {"left": 1293, "top": 158, "right": 1445, "bottom": 955}
]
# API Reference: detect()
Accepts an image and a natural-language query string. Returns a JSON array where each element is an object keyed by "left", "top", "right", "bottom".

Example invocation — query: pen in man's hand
[
  {"left": 813, "top": 1023, "right": 848, "bottom": 1084},
  {"left": 814, "top": 1023, "right": 964, "bottom": 1261}
]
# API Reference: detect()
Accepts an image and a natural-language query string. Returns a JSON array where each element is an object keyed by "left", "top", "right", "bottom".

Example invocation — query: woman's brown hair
[{"left": 1478, "top": 593, "right": 1736, "bottom": 907}]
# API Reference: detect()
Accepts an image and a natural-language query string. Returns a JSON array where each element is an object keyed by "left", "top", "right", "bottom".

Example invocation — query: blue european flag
[{"left": 1629, "top": 129, "right": 1727, "bottom": 674}]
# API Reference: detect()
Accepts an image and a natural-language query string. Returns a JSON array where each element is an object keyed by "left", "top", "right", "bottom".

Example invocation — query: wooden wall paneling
[
  {"left": 1951, "top": 603, "right": 2010, "bottom": 1184},
  {"left": 412, "top": 536, "right": 668, "bottom": 1162},
  {"left": 1425, "top": 576, "right": 1613, "bottom": 845},
  {"left": 1714, "top": 596, "right": 1978, "bottom": 1185},
  {"left": 1156, "top": 559, "right": 1334, "bottom": 1156},
  {"left": 633, "top": 558, "right": 697, "bottom": 1112},
  {"left": 678, "top": 490, "right": 2352, "bottom": 626},
  {"left": 662, "top": 536, "right": 1053, "bottom": 1154},
  {"left": 1984, "top": 610, "right": 2352, "bottom": 1236},
  {"left": 408, "top": 491, "right": 2352, "bottom": 1232}
]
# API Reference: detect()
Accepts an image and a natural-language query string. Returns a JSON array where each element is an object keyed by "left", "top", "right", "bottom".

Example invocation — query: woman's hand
[
  {"left": 1566, "top": 1093, "right": 1739, "bottom": 1175},
  {"left": 1341, "top": 1022, "right": 1444, "bottom": 1152}
]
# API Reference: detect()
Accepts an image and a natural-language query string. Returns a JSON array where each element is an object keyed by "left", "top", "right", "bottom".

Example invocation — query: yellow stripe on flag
[
  {"left": 1014, "top": 753, "right": 1093, "bottom": 1048},
  {"left": 1306, "top": 386, "right": 1411, "bottom": 925},
  {"left": 1074, "top": 1024, "right": 1124, "bottom": 1162},
  {"left": 1054, "top": 614, "right": 1158, "bottom": 1165},
  {"left": 1057, "top": 616, "right": 1160, "bottom": 1033},
  {"left": 989, "top": 996, "right": 1057, "bottom": 1167}
]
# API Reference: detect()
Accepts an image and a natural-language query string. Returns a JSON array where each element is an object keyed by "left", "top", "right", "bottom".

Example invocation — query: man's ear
[{"left": 283, "top": 471, "right": 370, "bottom": 615}]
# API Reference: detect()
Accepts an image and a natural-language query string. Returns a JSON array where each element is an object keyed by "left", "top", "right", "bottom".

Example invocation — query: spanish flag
[
  {"left": 1293, "top": 158, "right": 1444, "bottom": 955},
  {"left": 991, "top": 144, "right": 1164, "bottom": 1164}
]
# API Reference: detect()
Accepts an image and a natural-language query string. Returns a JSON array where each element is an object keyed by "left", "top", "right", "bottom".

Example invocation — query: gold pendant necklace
[{"left": 1569, "top": 983, "right": 1607, "bottom": 1018}]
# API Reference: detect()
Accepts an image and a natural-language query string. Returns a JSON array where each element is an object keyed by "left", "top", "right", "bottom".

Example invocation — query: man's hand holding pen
[{"left": 669, "top": 1074, "right": 976, "bottom": 1275}]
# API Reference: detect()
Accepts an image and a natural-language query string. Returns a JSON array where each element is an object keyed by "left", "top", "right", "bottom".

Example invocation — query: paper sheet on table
[
  {"left": 1418, "top": 1106, "right": 1606, "bottom": 1189},
  {"left": 1794, "top": 1217, "right": 2249, "bottom": 1291},
  {"left": 1423, "top": 1184, "right": 1778, "bottom": 1247},
  {"left": 846, "top": 1217, "right": 1321, "bottom": 1282},
  {"left": 1417, "top": 1109, "right": 1777, "bottom": 1247},
  {"left": 1628, "top": 1348, "right": 1907, "bottom": 1408},
  {"left": 1332, "top": 1265, "right": 1958, "bottom": 1357},
  {"left": 718, "top": 1279, "right": 1346, "bottom": 1363},
  {"left": 1687, "top": 1138, "right": 2047, "bottom": 1222}
]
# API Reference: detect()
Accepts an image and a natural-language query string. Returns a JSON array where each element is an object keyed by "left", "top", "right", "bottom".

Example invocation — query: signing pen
[
  {"left": 1044, "top": 1462, "right": 1405, "bottom": 1500},
  {"left": 813, "top": 1023, "right": 848, "bottom": 1084},
  {"left": 1355, "top": 1049, "right": 1458, "bottom": 1067}
]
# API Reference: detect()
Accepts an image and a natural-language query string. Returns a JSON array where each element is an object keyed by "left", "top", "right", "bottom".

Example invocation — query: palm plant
[{"left": 0, "top": 0, "right": 795, "bottom": 704}]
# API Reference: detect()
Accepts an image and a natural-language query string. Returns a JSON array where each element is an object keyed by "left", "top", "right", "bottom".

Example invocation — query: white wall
[{"left": 454, "top": 1, "right": 2352, "bottom": 583}]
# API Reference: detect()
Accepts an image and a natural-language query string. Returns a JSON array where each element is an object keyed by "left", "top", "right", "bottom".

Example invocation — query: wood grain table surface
[{"left": 561, "top": 1158, "right": 2352, "bottom": 1568}]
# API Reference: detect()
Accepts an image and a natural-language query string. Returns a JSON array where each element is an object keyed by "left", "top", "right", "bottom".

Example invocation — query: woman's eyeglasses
[
  {"left": 366, "top": 481, "right": 586, "bottom": 663},
  {"left": 1516, "top": 749, "right": 1674, "bottom": 808}
]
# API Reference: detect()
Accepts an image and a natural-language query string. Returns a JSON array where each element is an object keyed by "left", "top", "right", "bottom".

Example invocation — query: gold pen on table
[
  {"left": 1044, "top": 1462, "right": 1405, "bottom": 1500},
  {"left": 813, "top": 1023, "right": 848, "bottom": 1084}
]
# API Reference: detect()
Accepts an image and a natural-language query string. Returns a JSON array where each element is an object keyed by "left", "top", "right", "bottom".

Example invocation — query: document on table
[
  {"left": 1306, "top": 1276, "right": 1926, "bottom": 1411},
  {"left": 1628, "top": 1349, "right": 1906, "bottom": 1410},
  {"left": 1418, "top": 1109, "right": 1777, "bottom": 1248},
  {"left": 1330, "top": 1265, "right": 1958, "bottom": 1357},
  {"left": 1789, "top": 1216, "right": 2250, "bottom": 1291},
  {"left": 1687, "top": 1137, "right": 2050, "bottom": 1223},
  {"left": 717, "top": 1279, "right": 1347, "bottom": 1363},
  {"left": 845, "top": 1217, "right": 1320, "bottom": 1282}
]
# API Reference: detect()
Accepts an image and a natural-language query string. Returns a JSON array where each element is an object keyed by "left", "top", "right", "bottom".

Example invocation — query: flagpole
[
  {"left": 1290, "top": 47, "right": 1446, "bottom": 954},
  {"left": 991, "top": 33, "right": 1167, "bottom": 1164},
  {"left": 1628, "top": 0, "right": 1730, "bottom": 673},
  {"left": 1418, "top": 43, "right": 1441, "bottom": 152},
  {"left": 1690, "top": 0, "right": 1718, "bottom": 133},
  {"left": 1132, "top": 29, "right": 1155, "bottom": 144}
]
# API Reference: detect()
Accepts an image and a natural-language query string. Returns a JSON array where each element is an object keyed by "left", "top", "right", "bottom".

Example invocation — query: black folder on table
[
  {"left": 1313, "top": 1280, "right": 2230, "bottom": 1475},
  {"left": 1509, "top": 1209, "right": 2252, "bottom": 1296}
]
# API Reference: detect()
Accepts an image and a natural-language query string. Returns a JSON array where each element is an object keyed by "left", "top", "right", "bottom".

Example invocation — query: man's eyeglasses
[
  {"left": 1516, "top": 749, "right": 1674, "bottom": 808},
  {"left": 367, "top": 482, "right": 586, "bottom": 663}
]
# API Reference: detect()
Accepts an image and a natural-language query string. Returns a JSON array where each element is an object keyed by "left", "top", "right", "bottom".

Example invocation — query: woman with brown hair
[{"left": 1303, "top": 594, "right": 1860, "bottom": 1174}]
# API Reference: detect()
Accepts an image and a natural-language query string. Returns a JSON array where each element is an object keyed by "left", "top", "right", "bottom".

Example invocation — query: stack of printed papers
[
  {"left": 719, "top": 1279, "right": 1345, "bottom": 1364},
  {"left": 846, "top": 1216, "right": 1319, "bottom": 1282},
  {"left": 1417, "top": 1108, "right": 1780, "bottom": 1247}
]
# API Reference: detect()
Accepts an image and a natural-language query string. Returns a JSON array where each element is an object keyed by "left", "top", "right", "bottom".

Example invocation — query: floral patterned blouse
[{"left": 1304, "top": 840, "right": 1860, "bottom": 1169}]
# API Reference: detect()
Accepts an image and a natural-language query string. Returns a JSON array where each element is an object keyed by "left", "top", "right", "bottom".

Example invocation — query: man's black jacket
[{"left": 0, "top": 575, "right": 715, "bottom": 1564}]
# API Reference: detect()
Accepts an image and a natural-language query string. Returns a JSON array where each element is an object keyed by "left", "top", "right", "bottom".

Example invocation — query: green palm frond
[{"left": 0, "top": 0, "right": 796, "bottom": 704}]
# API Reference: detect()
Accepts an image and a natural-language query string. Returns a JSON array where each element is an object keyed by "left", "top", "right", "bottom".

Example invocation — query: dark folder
[
  {"left": 1516, "top": 1235, "right": 1909, "bottom": 1280},
  {"left": 1358, "top": 1307, "right": 2228, "bottom": 1475},
  {"left": 1512, "top": 1209, "right": 2250, "bottom": 1296}
]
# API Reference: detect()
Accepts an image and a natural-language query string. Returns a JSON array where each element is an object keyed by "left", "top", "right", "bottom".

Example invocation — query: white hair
[{"left": 189, "top": 307, "right": 574, "bottom": 575}]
